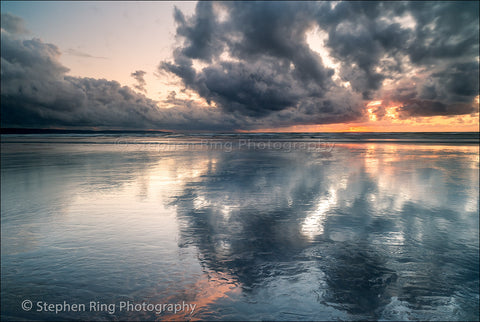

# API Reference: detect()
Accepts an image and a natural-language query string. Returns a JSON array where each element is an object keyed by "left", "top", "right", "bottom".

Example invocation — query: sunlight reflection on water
[{"left": 1, "top": 137, "right": 478, "bottom": 321}]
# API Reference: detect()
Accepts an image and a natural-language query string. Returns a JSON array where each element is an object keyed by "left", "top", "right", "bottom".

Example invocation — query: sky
[{"left": 1, "top": 1, "right": 479, "bottom": 132}]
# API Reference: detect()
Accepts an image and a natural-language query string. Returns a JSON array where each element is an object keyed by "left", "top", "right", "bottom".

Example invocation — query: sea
[{"left": 1, "top": 132, "right": 479, "bottom": 321}]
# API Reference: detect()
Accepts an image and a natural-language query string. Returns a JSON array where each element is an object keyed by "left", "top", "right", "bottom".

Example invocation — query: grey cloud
[
  {"left": 131, "top": 70, "right": 147, "bottom": 93},
  {"left": 161, "top": 1, "right": 358, "bottom": 123},
  {"left": 406, "top": 1, "right": 479, "bottom": 64},
  {"left": 426, "top": 62, "right": 479, "bottom": 102},
  {"left": 1, "top": 12, "right": 29, "bottom": 34},
  {"left": 2, "top": 3, "right": 479, "bottom": 131},
  {"left": 0, "top": 25, "right": 240, "bottom": 131},
  {"left": 386, "top": 60, "right": 479, "bottom": 117},
  {"left": 1, "top": 32, "right": 69, "bottom": 79},
  {"left": 316, "top": 2, "right": 415, "bottom": 99},
  {"left": 162, "top": 1, "right": 478, "bottom": 120},
  {"left": 173, "top": 2, "right": 223, "bottom": 62},
  {"left": 323, "top": 18, "right": 410, "bottom": 98},
  {"left": 397, "top": 99, "right": 476, "bottom": 118}
]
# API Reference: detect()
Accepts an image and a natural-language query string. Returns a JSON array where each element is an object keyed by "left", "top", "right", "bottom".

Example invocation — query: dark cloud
[
  {"left": 383, "top": 60, "right": 479, "bottom": 118},
  {"left": 316, "top": 2, "right": 412, "bottom": 99},
  {"left": 162, "top": 1, "right": 479, "bottom": 121},
  {"left": 131, "top": 70, "right": 147, "bottom": 93},
  {"left": 1, "top": 2, "right": 479, "bottom": 131},
  {"left": 173, "top": 2, "right": 223, "bottom": 62},
  {"left": 397, "top": 100, "right": 476, "bottom": 119},
  {"left": 406, "top": 1, "right": 479, "bottom": 64},
  {"left": 161, "top": 1, "right": 352, "bottom": 120},
  {"left": 1, "top": 27, "right": 145, "bottom": 128},
  {"left": 0, "top": 21, "right": 239, "bottom": 131},
  {"left": 425, "top": 62, "right": 479, "bottom": 103}
]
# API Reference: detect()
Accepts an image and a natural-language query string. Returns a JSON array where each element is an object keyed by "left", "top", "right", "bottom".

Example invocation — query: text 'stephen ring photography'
[{"left": 1, "top": 1, "right": 479, "bottom": 322}]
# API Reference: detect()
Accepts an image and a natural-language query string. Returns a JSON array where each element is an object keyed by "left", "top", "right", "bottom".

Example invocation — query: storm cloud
[
  {"left": 160, "top": 1, "right": 363, "bottom": 121},
  {"left": 161, "top": 1, "right": 479, "bottom": 121},
  {"left": 1, "top": 2, "right": 479, "bottom": 131},
  {"left": 0, "top": 19, "right": 242, "bottom": 131}
]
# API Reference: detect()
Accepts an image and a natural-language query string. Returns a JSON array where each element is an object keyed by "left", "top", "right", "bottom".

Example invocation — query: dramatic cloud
[
  {"left": 0, "top": 20, "right": 241, "bottom": 131},
  {"left": 131, "top": 70, "right": 147, "bottom": 93},
  {"left": 161, "top": 1, "right": 479, "bottom": 122},
  {"left": 1, "top": 2, "right": 479, "bottom": 131},
  {"left": 161, "top": 1, "right": 364, "bottom": 123}
]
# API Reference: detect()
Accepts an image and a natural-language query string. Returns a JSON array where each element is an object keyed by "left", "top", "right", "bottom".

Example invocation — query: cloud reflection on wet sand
[{"left": 1, "top": 139, "right": 478, "bottom": 320}]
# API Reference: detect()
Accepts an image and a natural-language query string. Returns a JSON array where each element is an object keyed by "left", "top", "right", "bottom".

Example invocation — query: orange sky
[
  {"left": 2, "top": 2, "right": 478, "bottom": 133},
  {"left": 241, "top": 98, "right": 480, "bottom": 132}
]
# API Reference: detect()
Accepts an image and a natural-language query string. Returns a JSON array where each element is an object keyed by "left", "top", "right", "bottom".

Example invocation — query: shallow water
[{"left": 1, "top": 134, "right": 479, "bottom": 321}]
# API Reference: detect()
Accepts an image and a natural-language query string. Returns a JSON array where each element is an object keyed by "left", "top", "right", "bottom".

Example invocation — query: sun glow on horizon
[{"left": 240, "top": 105, "right": 479, "bottom": 133}]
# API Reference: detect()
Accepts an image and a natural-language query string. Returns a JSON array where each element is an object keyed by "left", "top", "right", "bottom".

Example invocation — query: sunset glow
[
  {"left": 2, "top": 3, "right": 479, "bottom": 320},
  {"left": 1, "top": 1, "right": 478, "bottom": 132}
]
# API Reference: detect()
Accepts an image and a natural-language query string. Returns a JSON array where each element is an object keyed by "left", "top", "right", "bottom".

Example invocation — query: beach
[{"left": 1, "top": 133, "right": 479, "bottom": 321}]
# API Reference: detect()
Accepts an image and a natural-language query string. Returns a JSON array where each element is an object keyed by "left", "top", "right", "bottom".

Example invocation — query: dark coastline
[{"left": 0, "top": 128, "right": 171, "bottom": 135}]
